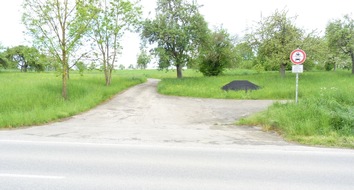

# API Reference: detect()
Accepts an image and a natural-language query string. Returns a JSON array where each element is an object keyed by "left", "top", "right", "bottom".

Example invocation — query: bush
[
  {"left": 199, "top": 28, "right": 233, "bottom": 76},
  {"left": 199, "top": 57, "right": 225, "bottom": 76},
  {"left": 253, "top": 63, "right": 265, "bottom": 73}
]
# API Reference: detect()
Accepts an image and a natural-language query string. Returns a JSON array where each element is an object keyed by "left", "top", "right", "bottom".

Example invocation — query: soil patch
[{"left": 222, "top": 80, "right": 260, "bottom": 92}]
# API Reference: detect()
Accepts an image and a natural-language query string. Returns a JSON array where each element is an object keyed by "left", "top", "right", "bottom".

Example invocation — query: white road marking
[{"left": 0, "top": 173, "right": 65, "bottom": 179}]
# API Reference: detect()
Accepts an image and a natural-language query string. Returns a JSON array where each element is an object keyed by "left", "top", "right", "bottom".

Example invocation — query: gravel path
[{"left": 0, "top": 79, "right": 290, "bottom": 146}]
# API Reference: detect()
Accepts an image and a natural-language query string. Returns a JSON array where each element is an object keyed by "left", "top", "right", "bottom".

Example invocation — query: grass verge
[{"left": 0, "top": 72, "right": 145, "bottom": 128}]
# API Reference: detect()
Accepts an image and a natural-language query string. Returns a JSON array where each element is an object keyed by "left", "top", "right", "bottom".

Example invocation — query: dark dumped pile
[{"left": 221, "top": 80, "right": 260, "bottom": 92}]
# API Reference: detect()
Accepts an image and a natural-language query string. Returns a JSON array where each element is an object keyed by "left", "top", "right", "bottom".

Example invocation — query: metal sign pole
[
  {"left": 295, "top": 72, "right": 299, "bottom": 104},
  {"left": 290, "top": 49, "right": 306, "bottom": 105}
]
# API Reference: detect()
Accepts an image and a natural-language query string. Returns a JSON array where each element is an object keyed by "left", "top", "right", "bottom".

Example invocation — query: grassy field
[
  {"left": 157, "top": 70, "right": 352, "bottom": 100},
  {"left": 0, "top": 72, "right": 145, "bottom": 128},
  {"left": 113, "top": 68, "right": 204, "bottom": 79},
  {"left": 1, "top": 69, "right": 353, "bottom": 148}
]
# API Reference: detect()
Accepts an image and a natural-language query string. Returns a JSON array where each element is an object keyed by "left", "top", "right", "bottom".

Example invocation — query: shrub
[{"left": 199, "top": 27, "right": 233, "bottom": 76}]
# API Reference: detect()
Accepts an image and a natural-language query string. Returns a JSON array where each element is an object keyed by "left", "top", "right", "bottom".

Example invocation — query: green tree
[
  {"left": 326, "top": 14, "right": 354, "bottom": 74},
  {"left": 232, "top": 42, "right": 255, "bottom": 69},
  {"left": 142, "top": 0, "right": 209, "bottom": 78},
  {"left": 128, "top": 64, "right": 135, "bottom": 69},
  {"left": 88, "top": 0, "right": 141, "bottom": 85},
  {"left": 76, "top": 61, "right": 86, "bottom": 75},
  {"left": 0, "top": 56, "right": 7, "bottom": 69},
  {"left": 5, "top": 45, "right": 45, "bottom": 72},
  {"left": 118, "top": 64, "right": 125, "bottom": 70},
  {"left": 246, "top": 9, "right": 302, "bottom": 77},
  {"left": 44, "top": 54, "right": 61, "bottom": 71},
  {"left": 301, "top": 35, "right": 330, "bottom": 71},
  {"left": 88, "top": 62, "right": 97, "bottom": 71},
  {"left": 22, "top": 0, "right": 95, "bottom": 99},
  {"left": 199, "top": 27, "right": 233, "bottom": 76},
  {"left": 136, "top": 49, "right": 151, "bottom": 69},
  {"left": 0, "top": 44, "right": 8, "bottom": 69}
]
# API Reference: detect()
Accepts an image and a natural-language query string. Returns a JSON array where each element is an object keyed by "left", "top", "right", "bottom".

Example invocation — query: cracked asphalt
[{"left": 0, "top": 79, "right": 290, "bottom": 147}]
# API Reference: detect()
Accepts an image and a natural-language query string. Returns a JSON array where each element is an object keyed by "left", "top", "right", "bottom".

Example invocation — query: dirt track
[{"left": 0, "top": 79, "right": 289, "bottom": 146}]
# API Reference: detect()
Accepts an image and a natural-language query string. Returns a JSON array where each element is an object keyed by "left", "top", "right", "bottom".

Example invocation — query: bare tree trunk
[
  {"left": 280, "top": 63, "right": 286, "bottom": 77},
  {"left": 62, "top": 62, "right": 68, "bottom": 100},
  {"left": 62, "top": 34, "right": 68, "bottom": 99},
  {"left": 102, "top": 51, "right": 110, "bottom": 86},
  {"left": 105, "top": 68, "right": 110, "bottom": 86},
  {"left": 24, "top": 63, "right": 28, "bottom": 72},
  {"left": 61, "top": 1, "right": 68, "bottom": 100},
  {"left": 351, "top": 51, "right": 354, "bottom": 74},
  {"left": 104, "top": 62, "right": 113, "bottom": 86},
  {"left": 67, "top": 66, "right": 70, "bottom": 79},
  {"left": 108, "top": 67, "right": 112, "bottom": 85},
  {"left": 176, "top": 64, "right": 183, "bottom": 78},
  {"left": 105, "top": 69, "right": 112, "bottom": 86}
]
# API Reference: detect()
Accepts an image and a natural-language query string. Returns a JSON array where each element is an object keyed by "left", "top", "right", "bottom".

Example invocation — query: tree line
[{"left": 1, "top": 0, "right": 354, "bottom": 99}]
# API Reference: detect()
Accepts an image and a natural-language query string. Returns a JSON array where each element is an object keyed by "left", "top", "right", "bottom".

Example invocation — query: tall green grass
[
  {"left": 0, "top": 72, "right": 145, "bottom": 128},
  {"left": 239, "top": 89, "right": 354, "bottom": 148}
]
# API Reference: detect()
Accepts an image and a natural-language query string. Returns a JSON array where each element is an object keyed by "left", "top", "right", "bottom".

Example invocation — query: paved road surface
[
  {"left": 1, "top": 140, "right": 353, "bottom": 190},
  {"left": 1, "top": 79, "right": 353, "bottom": 189}
]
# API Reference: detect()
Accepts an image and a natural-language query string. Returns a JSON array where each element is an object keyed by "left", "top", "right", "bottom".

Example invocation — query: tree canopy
[
  {"left": 22, "top": 0, "right": 96, "bottom": 99},
  {"left": 88, "top": 0, "right": 142, "bottom": 85},
  {"left": 141, "top": 0, "right": 209, "bottom": 78},
  {"left": 326, "top": 14, "right": 354, "bottom": 74},
  {"left": 10, "top": 1, "right": 354, "bottom": 86},
  {"left": 246, "top": 9, "right": 303, "bottom": 77},
  {"left": 4, "top": 45, "right": 45, "bottom": 72},
  {"left": 0, "top": 44, "right": 8, "bottom": 69},
  {"left": 136, "top": 49, "right": 151, "bottom": 69}
]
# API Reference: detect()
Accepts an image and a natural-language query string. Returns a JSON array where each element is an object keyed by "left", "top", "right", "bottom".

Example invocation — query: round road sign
[{"left": 290, "top": 49, "right": 306, "bottom": 64}]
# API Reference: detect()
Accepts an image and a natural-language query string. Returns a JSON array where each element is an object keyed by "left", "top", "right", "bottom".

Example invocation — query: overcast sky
[{"left": 1, "top": 0, "right": 354, "bottom": 67}]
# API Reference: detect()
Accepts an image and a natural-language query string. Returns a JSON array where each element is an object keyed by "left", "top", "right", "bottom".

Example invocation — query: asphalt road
[
  {"left": 1, "top": 140, "right": 353, "bottom": 190},
  {"left": 0, "top": 79, "right": 353, "bottom": 189}
]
